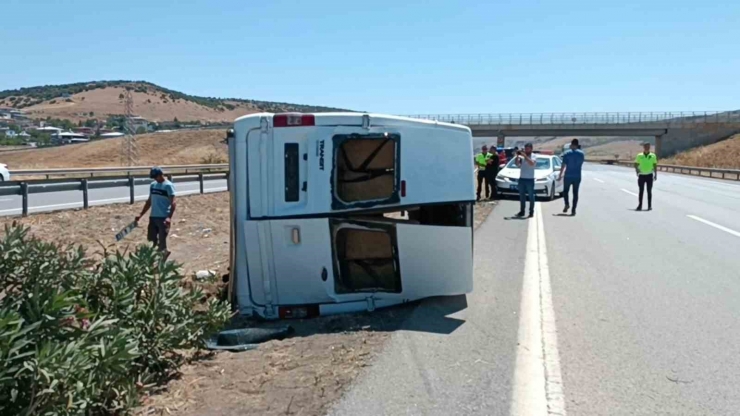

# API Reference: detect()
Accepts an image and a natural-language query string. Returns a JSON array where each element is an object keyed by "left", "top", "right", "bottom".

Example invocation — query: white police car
[{"left": 495, "top": 155, "right": 564, "bottom": 200}]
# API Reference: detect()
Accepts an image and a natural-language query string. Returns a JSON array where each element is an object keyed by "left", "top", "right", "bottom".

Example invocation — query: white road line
[
  {"left": 593, "top": 178, "right": 604, "bottom": 183},
  {"left": 621, "top": 188, "right": 638, "bottom": 197},
  {"left": 510, "top": 204, "right": 566, "bottom": 416},
  {"left": 687, "top": 215, "right": 740, "bottom": 238}
]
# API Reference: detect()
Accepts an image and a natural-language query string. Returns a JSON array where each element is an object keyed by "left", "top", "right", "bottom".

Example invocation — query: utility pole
[{"left": 120, "top": 87, "right": 139, "bottom": 166}]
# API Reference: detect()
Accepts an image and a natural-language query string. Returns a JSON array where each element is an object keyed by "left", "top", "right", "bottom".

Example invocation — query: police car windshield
[{"left": 505, "top": 157, "right": 551, "bottom": 170}]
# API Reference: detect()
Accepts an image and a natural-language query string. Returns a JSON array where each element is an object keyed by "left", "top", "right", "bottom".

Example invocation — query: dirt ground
[
  {"left": 0, "top": 192, "right": 230, "bottom": 278},
  {"left": 3, "top": 129, "right": 228, "bottom": 170},
  {"left": 665, "top": 133, "right": 740, "bottom": 169},
  {"left": 1, "top": 193, "right": 495, "bottom": 416}
]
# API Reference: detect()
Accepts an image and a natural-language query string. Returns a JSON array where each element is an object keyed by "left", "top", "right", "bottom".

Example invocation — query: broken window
[
  {"left": 333, "top": 134, "right": 399, "bottom": 208},
  {"left": 332, "top": 222, "right": 401, "bottom": 294}
]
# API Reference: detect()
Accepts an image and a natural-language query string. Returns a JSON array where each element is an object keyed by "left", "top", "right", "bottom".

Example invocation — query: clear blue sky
[{"left": 2, "top": 0, "right": 739, "bottom": 114}]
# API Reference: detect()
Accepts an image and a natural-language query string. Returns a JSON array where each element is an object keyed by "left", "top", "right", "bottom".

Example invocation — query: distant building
[
  {"left": 2, "top": 129, "right": 18, "bottom": 138},
  {"left": 8, "top": 109, "right": 29, "bottom": 121},
  {"left": 73, "top": 127, "right": 95, "bottom": 136},
  {"left": 33, "top": 126, "right": 63, "bottom": 135},
  {"left": 55, "top": 131, "right": 90, "bottom": 144},
  {"left": 99, "top": 132, "right": 125, "bottom": 139},
  {"left": 129, "top": 116, "right": 149, "bottom": 133}
]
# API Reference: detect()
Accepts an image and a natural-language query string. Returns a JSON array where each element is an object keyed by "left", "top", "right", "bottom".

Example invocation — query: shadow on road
[
  {"left": 400, "top": 295, "right": 468, "bottom": 335},
  {"left": 504, "top": 216, "right": 530, "bottom": 221}
]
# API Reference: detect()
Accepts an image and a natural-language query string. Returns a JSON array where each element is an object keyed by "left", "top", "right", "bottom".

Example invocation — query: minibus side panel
[
  {"left": 395, "top": 223, "right": 474, "bottom": 298},
  {"left": 271, "top": 127, "right": 335, "bottom": 218},
  {"left": 247, "top": 126, "right": 271, "bottom": 218},
  {"left": 242, "top": 220, "right": 275, "bottom": 307},
  {"left": 268, "top": 218, "right": 335, "bottom": 305},
  {"left": 398, "top": 127, "right": 474, "bottom": 206}
]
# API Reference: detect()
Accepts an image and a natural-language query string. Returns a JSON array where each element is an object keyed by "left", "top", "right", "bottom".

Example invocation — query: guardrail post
[
  {"left": 82, "top": 179, "right": 89, "bottom": 209},
  {"left": 128, "top": 175, "right": 135, "bottom": 205},
  {"left": 199, "top": 173, "right": 204, "bottom": 194},
  {"left": 226, "top": 171, "right": 230, "bottom": 191},
  {"left": 21, "top": 182, "right": 28, "bottom": 217}
]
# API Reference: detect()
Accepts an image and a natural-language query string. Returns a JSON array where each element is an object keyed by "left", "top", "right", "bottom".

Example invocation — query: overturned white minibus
[{"left": 227, "top": 112, "right": 475, "bottom": 319}]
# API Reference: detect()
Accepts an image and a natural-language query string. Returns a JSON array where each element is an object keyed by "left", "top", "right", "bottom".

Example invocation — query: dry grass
[
  {"left": 583, "top": 140, "right": 645, "bottom": 159},
  {"left": 3, "top": 129, "right": 228, "bottom": 169},
  {"left": 0, "top": 192, "right": 230, "bottom": 277},
  {"left": 14, "top": 86, "right": 258, "bottom": 123},
  {"left": 664, "top": 134, "right": 740, "bottom": 169}
]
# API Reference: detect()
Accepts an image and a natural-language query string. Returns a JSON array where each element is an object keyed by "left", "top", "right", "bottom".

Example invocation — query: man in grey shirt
[{"left": 515, "top": 143, "right": 537, "bottom": 218}]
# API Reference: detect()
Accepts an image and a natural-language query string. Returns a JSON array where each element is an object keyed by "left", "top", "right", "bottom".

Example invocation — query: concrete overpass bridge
[{"left": 405, "top": 111, "right": 740, "bottom": 156}]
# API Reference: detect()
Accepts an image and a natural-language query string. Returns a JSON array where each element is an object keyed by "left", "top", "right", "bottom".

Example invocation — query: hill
[
  {"left": 0, "top": 80, "right": 348, "bottom": 123},
  {"left": 3, "top": 129, "right": 227, "bottom": 169},
  {"left": 664, "top": 134, "right": 740, "bottom": 169}
]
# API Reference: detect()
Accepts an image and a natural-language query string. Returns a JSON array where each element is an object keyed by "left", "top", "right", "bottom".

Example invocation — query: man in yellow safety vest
[
  {"left": 634, "top": 142, "right": 658, "bottom": 211},
  {"left": 474, "top": 145, "right": 495, "bottom": 201}
]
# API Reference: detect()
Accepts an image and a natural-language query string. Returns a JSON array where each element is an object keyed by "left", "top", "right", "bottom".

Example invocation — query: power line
[{"left": 120, "top": 87, "right": 139, "bottom": 166}]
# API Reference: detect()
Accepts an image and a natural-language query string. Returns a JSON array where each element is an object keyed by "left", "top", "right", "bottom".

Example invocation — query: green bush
[{"left": 0, "top": 224, "right": 231, "bottom": 415}]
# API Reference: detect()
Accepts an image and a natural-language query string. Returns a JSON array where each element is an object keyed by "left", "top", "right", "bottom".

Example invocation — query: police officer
[
  {"left": 486, "top": 145, "right": 500, "bottom": 199},
  {"left": 475, "top": 145, "right": 494, "bottom": 201},
  {"left": 634, "top": 142, "right": 658, "bottom": 211}
]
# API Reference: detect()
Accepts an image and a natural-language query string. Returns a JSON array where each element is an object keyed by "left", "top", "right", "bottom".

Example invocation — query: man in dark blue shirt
[{"left": 558, "top": 139, "right": 585, "bottom": 216}]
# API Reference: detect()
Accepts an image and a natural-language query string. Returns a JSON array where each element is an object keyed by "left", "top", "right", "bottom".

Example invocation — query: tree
[
  {"left": 136, "top": 126, "right": 147, "bottom": 135},
  {"left": 84, "top": 119, "right": 97, "bottom": 128},
  {"left": 89, "top": 111, "right": 94, "bottom": 117}
]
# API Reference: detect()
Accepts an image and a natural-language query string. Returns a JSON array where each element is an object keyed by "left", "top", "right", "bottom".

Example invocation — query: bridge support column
[
  {"left": 497, "top": 133, "right": 506, "bottom": 148},
  {"left": 655, "top": 135, "right": 664, "bottom": 158}
]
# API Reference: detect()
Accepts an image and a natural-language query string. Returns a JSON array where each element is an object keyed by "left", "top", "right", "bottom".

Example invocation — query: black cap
[{"left": 571, "top": 138, "right": 579, "bottom": 146}]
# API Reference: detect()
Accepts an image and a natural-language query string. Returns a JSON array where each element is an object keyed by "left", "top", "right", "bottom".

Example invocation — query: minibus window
[
  {"left": 334, "top": 135, "right": 398, "bottom": 206},
  {"left": 333, "top": 226, "right": 401, "bottom": 294},
  {"left": 284, "top": 143, "right": 300, "bottom": 202}
]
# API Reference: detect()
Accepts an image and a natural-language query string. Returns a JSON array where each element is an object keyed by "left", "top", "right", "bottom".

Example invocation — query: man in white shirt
[{"left": 515, "top": 143, "right": 537, "bottom": 218}]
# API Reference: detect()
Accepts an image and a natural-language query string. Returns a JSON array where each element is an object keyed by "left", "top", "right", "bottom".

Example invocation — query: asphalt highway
[
  {"left": 330, "top": 164, "right": 740, "bottom": 416},
  {"left": 0, "top": 179, "right": 227, "bottom": 216}
]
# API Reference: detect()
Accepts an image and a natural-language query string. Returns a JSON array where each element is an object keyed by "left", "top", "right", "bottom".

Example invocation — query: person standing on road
[
  {"left": 474, "top": 145, "right": 494, "bottom": 201},
  {"left": 634, "top": 142, "right": 658, "bottom": 211},
  {"left": 558, "top": 138, "right": 585, "bottom": 216},
  {"left": 516, "top": 143, "right": 537, "bottom": 218},
  {"left": 135, "top": 167, "right": 177, "bottom": 256},
  {"left": 486, "top": 145, "right": 501, "bottom": 199}
]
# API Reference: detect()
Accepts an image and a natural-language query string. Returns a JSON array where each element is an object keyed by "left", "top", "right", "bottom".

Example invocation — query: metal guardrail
[
  {"left": 405, "top": 111, "right": 740, "bottom": 127},
  {"left": 601, "top": 160, "right": 740, "bottom": 181},
  {"left": 10, "top": 163, "right": 229, "bottom": 179},
  {"left": 0, "top": 170, "right": 229, "bottom": 217}
]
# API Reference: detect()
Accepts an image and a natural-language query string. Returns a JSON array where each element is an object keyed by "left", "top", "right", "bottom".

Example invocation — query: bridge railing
[
  {"left": 405, "top": 111, "right": 740, "bottom": 126},
  {"left": 598, "top": 159, "right": 740, "bottom": 181}
]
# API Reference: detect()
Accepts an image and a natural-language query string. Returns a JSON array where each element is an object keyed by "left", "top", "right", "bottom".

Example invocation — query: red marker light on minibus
[{"left": 273, "top": 113, "right": 315, "bottom": 128}]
